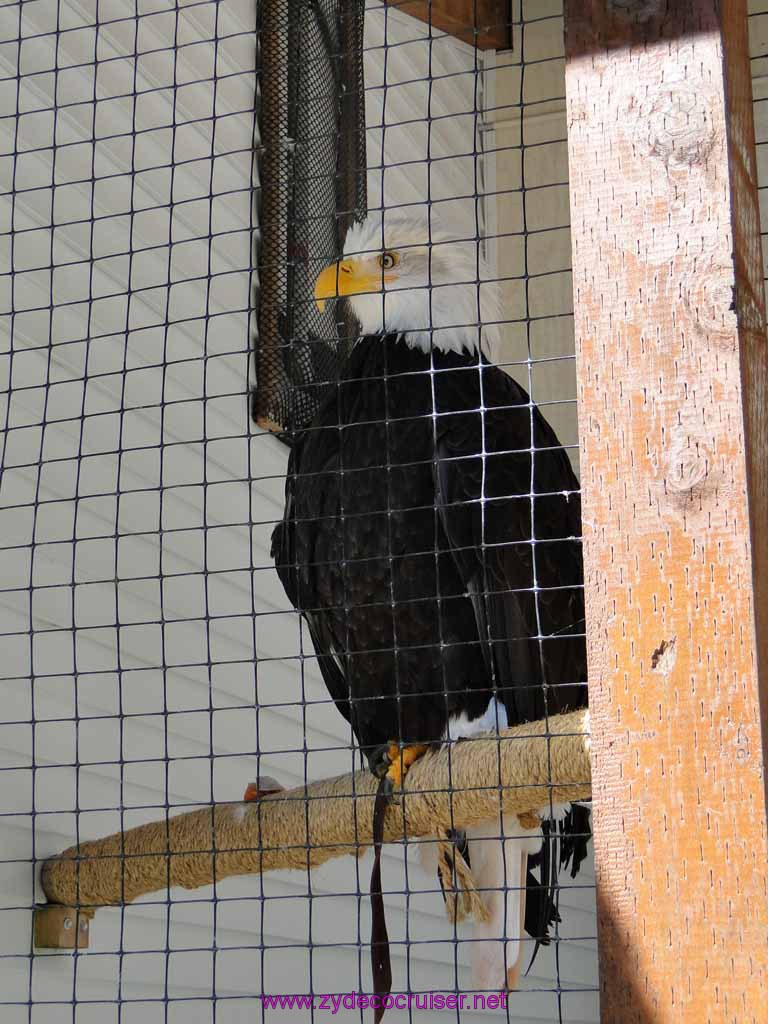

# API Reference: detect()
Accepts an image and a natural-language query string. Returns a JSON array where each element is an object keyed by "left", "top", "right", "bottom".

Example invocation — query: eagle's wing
[
  {"left": 433, "top": 371, "right": 589, "bottom": 976},
  {"left": 271, "top": 438, "right": 355, "bottom": 730},
  {"left": 433, "top": 382, "right": 586, "bottom": 723}
]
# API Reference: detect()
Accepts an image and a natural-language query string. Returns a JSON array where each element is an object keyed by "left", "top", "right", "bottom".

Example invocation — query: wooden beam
[
  {"left": 384, "top": 0, "right": 510, "bottom": 51},
  {"left": 564, "top": 2, "right": 768, "bottom": 1021}
]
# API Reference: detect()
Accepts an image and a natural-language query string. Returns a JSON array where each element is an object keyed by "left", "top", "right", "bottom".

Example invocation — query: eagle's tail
[{"left": 467, "top": 814, "right": 543, "bottom": 992}]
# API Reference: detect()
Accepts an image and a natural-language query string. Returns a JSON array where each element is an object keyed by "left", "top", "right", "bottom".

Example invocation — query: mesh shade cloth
[{"left": 254, "top": 0, "right": 367, "bottom": 438}]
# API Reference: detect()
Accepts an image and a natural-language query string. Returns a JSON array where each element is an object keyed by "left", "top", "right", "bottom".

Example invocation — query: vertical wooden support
[{"left": 564, "top": 2, "right": 768, "bottom": 1021}]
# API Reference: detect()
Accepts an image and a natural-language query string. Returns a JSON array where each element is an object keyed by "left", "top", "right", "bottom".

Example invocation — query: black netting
[
  {"left": 3, "top": 3, "right": 766, "bottom": 1023},
  {"left": 253, "top": 0, "right": 367, "bottom": 439}
]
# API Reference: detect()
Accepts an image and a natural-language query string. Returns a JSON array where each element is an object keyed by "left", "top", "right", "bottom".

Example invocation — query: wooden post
[{"left": 564, "top": 2, "right": 768, "bottom": 1021}]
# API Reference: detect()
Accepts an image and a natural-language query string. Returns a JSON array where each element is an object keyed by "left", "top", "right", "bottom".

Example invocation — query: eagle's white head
[{"left": 313, "top": 210, "right": 501, "bottom": 356}]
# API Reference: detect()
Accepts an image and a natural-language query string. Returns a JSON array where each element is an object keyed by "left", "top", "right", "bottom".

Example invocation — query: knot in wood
[
  {"left": 640, "top": 85, "right": 715, "bottom": 169},
  {"left": 685, "top": 264, "right": 737, "bottom": 339},
  {"left": 666, "top": 445, "right": 708, "bottom": 493}
]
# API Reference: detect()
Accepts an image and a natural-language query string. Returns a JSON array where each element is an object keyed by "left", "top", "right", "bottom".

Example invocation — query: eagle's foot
[{"left": 371, "top": 741, "right": 428, "bottom": 792}]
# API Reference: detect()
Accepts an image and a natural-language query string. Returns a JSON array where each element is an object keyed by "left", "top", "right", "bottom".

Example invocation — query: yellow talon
[{"left": 385, "top": 743, "right": 428, "bottom": 789}]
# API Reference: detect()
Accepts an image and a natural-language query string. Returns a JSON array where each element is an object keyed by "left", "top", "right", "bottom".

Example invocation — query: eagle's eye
[{"left": 378, "top": 251, "right": 399, "bottom": 271}]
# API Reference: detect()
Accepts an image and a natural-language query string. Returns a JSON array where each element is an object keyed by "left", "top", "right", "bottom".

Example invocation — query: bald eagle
[{"left": 271, "top": 211, "right": 589, "bottom": 999}]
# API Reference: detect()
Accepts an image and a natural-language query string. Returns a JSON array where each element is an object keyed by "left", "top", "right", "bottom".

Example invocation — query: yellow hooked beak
[{"left": 314, "top": 258, "right": 393, "bottom": 313}]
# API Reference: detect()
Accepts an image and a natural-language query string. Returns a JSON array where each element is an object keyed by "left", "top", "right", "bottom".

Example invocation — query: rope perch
[{"left": 41, "top": 710, "right": 591, "bottom": 912}]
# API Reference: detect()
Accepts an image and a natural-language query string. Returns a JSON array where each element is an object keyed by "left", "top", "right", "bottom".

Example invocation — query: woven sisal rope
[{"left": 41, "top": 710, "right": 591, "bottom": 911}]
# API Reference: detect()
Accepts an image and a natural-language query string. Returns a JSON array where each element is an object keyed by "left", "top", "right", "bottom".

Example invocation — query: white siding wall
[
  {"left": 488, "top": 1, "right": 579, "bottom": 471},
  {"left": 12, "top": 1, "right": 767, "bottom": 1022}
]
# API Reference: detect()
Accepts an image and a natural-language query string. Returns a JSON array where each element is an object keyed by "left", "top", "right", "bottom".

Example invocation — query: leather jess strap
[{"left": 370, "top": 776, "right": 393, "bottom": 1022}]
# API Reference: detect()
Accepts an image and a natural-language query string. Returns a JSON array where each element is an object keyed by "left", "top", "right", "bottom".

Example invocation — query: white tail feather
[{"left": 467, "top": 814, "right": 542, "bottom": 992}]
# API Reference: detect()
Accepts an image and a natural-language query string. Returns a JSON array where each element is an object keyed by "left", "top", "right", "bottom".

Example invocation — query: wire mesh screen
[{"left": 0, "top": 2, "right": 762, "bottom": 1023}]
